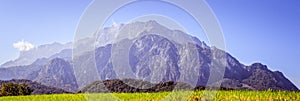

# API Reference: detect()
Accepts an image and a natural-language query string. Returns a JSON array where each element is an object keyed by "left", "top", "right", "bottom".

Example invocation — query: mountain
[
  {"left": 0, "top": 79, "right": 71, "bottom": 94},
  {"left": 34, "top": 58, "right": 78, "bottom": 92},
  {"left": 241, "top": 63, "right": 298, "bottom": 91},
  {"left": 0, "top": 58, "right": 78, "bottom": 92},
  {"left": 91, "top": 34, "right": 298, "bottom": 91},
  {"left": 0, "top": 62, "right": 42, "bottom": 80},
  {"left": 87, "top": 21, "right": 299, "bottom": 91},
  {"left": 0, "top": 20, "right": 298, "bottom": 92},
  {"left": 0, "top": 48, "right": 73, "bottom": 81},
  {"left": 1, "top": 42, "right": 72, "bottom": 68}
]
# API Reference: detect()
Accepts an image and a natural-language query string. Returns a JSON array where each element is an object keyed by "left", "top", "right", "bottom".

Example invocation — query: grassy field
[{"left": 0, "top": 90, "right": 299, "bottom": 101}]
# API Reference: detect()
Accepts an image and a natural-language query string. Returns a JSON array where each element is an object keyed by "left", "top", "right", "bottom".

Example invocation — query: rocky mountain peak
[
  {"left": 247, "top": 63, "right": 268, "bottom": 71},
  {"left": 35, "top": 58, "right": 78, "bottom": 92},
  {"left": 0, "top": 21, "right": 298, "bottom": 92}
]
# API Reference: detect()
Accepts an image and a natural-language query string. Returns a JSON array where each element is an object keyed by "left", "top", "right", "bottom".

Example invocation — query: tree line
[{"left": 0, "top": 83, "right": 33, "bottom": 97}]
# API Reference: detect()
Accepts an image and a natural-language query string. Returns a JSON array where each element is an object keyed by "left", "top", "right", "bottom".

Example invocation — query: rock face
[
  {"left": 95, "top": 44, "right": 116, "bottom": 81},
  {"left": 129, "top": 34, "right": 180, "bottom": 82},
  {"left": 91, "top": 21, "right": 299, "bottom": 91},
  {"left": 0, "top": 21, "right": 298, "bottom": 92},
  {"left": 34, "top": 58, "right": 78, "bottom": 92},
  {"left": 241, "top": 63, "right": 299, "bottom": 91},
  {"left": 0, "top": 63, "right": 42, "bottom": 80},
  {"left": 92, "top": 34, "right": 299, "bottom": 91}
]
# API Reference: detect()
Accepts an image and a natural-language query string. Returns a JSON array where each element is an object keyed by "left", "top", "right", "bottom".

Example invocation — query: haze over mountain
[
  {"left": 1, "top": 42, "right": 72, "bottom": 68},
  {"left": 0, "top": 21, "right": 298, "bottom": 93}
]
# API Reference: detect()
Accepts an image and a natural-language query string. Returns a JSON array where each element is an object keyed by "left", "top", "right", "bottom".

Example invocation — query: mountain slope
[
  {"left": 242, "top": 63, "right": 298, "bottom": 91},
  {"left": 34, "top": 58, "right": 78, "bottom": 92},
  {"left": 92, "top": 33, "right": 298, "bottom": 91},
  {"left": 0, "top": 21, "right": 298, "bottom": 92},
  {"left": 90, "top": 21, "right": 298, "bottom": 91}
]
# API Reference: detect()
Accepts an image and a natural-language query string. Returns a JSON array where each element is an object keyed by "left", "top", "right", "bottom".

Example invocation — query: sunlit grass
[{"left": 0, "top": 90, "right": 299, "bottom": 101}]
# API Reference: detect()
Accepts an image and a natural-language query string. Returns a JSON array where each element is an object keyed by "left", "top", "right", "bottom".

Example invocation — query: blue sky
[
  {"left": 0, "top": 0, "right": 299, "bottom": 88},
  {"left": 0, "top": 0, "right": 91, "bottom": 63},
  {"left": 206, "top": 0, "right": 300, "bottom": 88}
]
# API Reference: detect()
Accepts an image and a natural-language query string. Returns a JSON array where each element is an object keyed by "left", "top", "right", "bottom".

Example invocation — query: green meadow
[{"left": 0, "top": 90, "right": 299, "bottom": 101}]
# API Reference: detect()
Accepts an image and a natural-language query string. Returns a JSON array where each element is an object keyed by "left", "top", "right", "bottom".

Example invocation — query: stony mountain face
[
  {"left": 0, "top": 58, "right": 78, "bottom": 92},
  {"left": 95, "top": 44, "right": 116, "bottom": 80},
  {"left": 92, "top": 33, "right": 298, "bottom": 91},
  {"left": 241, "top": 63, "right": 298, "bottom": 91},
  {"left": 90, "top": 21, "right": 299, "bottom": 91},
  {"left": 129, "top": 34, "right": 180, "bottom": 82},
  {"left": 0, "top": 21, "right": 298, "bottom": 92},
  {"left": 0, "top": 49, "right": 76, "bottom": 92},
  {"left": 34, "top": 58, "right": 78, "bottom": 92},
  {"left": 0, "top": 62, "right": 42, "bottom": 80}
]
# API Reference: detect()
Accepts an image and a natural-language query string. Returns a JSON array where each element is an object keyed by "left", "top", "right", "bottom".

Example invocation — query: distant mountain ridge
[
  {"left": 1, "top": 42, "right": 72, "bottom": 68},
  {"left": 0, "top": 21, "right": 298, "bottom": 93}
]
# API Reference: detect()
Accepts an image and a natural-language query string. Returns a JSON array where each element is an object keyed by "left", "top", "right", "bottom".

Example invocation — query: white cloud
[
  {"left": 112, "top": 19, "right": 118, "bottom": 27},
  {"left": 13, "top": 40, "right": 35, "bottom": 51}
]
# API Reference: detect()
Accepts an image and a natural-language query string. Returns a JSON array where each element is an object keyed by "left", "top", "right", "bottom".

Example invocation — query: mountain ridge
[
  {"left": 0, "top": 20, "right": 298, "bottom": 92},
  {"left": 1, "top": 42, "right": 72, "bottom": 68}
]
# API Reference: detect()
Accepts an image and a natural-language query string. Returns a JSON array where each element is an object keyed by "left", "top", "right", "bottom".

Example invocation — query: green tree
[{"left": 0, "top": 83, "right": 33, "bottom": 96}]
